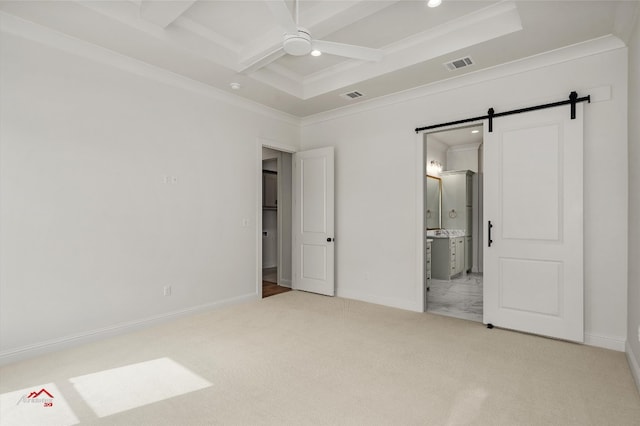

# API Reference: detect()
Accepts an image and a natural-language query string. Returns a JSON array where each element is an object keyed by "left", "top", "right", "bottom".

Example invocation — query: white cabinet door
[
  {"left": 292, "top": 147, "right": 335, "bottom": 296},
  {"left": 484, "top": 105, "right": 583, "bottom": 342},
  {"left": 442, "top": 174, "right": 465, "bottom": 230},
  {"left": 455, "top": 238, "right": 464, "bottom": 274}
]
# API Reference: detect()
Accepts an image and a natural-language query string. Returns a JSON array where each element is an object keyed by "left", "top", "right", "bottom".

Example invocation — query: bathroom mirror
[{"left": 426, "top": 175, "right": 441, "bottom": 229}]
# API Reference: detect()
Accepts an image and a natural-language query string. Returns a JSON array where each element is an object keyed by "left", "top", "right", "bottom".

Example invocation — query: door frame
[
  {"left": 256, "top": 138, "right": 297, "bottom": 299},
  {"left": 415, "top": 122, "right": 484, "bottom": 312}
]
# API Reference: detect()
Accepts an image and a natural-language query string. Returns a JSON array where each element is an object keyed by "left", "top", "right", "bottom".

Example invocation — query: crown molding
[
  {"left": 301, "top": 34, "right": 626, "bottom": 127},
  {"left": 0, "top": 11, "right": 300, "bottom": 127}
]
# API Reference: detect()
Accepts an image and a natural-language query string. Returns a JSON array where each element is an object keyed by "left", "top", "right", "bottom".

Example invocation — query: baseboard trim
[
  {"left": 279, "top": 279, "right": 292, "bottom": 288},
  {"left": 0, "top": 293, "right": 259, "bottom": 366},
  {"left": 626, "top": 342, "right": 640, "bottom": 394},
  {"left": 584, "top": 332, "right": 626, "bottom": 352}
]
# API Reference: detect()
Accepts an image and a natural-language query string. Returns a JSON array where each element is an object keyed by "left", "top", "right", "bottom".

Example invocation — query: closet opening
[
  {"left": 424, "top": 124, "right": 483, "bottom": 322},
  {"left": 261, "top": 148, "right": 293, "bottom": 298}
]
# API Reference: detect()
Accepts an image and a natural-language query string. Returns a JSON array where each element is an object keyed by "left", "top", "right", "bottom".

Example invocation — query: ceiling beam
[
  {"left": 300, "top": 0, "right": 402, "bottom": 41},
  {"left": 238, "top": 47, "right": 287, "bottom": 74},
  {"left": 139, "top": 0, "right": 196, "bottom": 28}
]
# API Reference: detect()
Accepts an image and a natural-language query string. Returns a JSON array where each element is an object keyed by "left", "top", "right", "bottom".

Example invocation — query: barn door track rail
[{"left": 414, "top": 91, "right": 590, "bottom": 134}]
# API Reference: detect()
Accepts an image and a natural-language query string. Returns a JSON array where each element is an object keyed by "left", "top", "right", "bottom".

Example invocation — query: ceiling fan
[{"left": 241, "top": 0, "right": 384, "bottom": 73}]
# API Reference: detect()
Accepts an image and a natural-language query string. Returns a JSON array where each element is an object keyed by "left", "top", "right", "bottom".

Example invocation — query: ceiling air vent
[
  {"left": 444, "top": 56, "right": 474, "bottom": 71},
  {"left": 340, "top": 90, "right": 364, "bottom": 100}
]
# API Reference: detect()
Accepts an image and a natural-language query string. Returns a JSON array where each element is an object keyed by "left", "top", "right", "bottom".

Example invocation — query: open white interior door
[
  {"left": 292, "top": 147, "right": 335, "bottom": 296},
  {"left": 484, "top": 104, "right": 584, "bottom": 342}
]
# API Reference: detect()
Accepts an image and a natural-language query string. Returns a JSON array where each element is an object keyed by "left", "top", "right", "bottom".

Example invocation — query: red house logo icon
[{"left": 27, "top": 389, "right": 54, "bottom": 399}]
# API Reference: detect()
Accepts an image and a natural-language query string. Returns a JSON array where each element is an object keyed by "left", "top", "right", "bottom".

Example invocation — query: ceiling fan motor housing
[{"left": 283, "top": 28, "right": 312, "bottom": 56}]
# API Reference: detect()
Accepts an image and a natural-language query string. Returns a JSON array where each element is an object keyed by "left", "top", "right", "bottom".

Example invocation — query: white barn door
[
  {"left": 484, "top": 104, "right": 584, "bottom": 342},
  {"left": 292, "top": 147, "right": 335, "bottom": 296}
]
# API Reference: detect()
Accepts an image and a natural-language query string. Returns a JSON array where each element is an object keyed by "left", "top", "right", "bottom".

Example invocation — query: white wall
[
  {"left": 301, "top": 46, "right": 629, "bottom": 349},
  {"left": 627, "top": 12, "right": 640, "bottom": 387},
  {"left": 0, "top": 31, "right": 299, "bottom": 360}
]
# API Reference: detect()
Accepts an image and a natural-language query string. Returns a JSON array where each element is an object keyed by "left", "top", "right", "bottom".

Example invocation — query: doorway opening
[
  {"left": 261, "top": 147, "right": 293, "bottom": 298},
  {"left": 424, "top": 125, "right": 483, "bottom": 322}
]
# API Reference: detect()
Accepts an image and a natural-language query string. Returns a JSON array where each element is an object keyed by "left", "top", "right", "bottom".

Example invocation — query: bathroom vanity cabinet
[{"left": 431, "top": 236, "right": 465, "bottom": 280}]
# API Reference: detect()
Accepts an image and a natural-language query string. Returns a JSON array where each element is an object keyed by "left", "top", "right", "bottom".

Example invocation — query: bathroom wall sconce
[{"left": 427, "top": 160, "right": 443, "bottom": 175}]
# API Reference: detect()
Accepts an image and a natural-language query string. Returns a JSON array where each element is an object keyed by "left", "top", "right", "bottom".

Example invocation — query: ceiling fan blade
[
  {"left": 265, "top": 0, "right": 298, "bottom": 35},
  {"left": 239, "top": 46, "right": 286, "bottom": 74},
  {"left": 312, "top": 40, "right": 384, "bottom": 62}
]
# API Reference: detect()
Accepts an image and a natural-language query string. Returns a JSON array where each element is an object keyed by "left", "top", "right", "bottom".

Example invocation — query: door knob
[{"left": 327, "top": 237, "right": 334, "bottom": 242}]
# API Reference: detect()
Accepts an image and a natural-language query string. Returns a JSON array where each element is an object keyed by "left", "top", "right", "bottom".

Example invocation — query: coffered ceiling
[{"left": 0, "top": 1, "right": 637, "bottom": 117}]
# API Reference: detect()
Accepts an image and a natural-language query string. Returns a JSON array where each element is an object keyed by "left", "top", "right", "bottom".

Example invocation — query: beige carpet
[{"left": 1, "top": 291, "right": 639, "bottom": 425}]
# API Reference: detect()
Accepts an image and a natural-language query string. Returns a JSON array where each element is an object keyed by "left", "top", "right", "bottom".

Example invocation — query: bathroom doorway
[{"left": 424, "top": 125, "right": 483, "bottom": 321}]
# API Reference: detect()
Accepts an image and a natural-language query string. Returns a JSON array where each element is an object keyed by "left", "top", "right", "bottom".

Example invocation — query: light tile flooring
[{"left": 427, "top": 273, "right": 483, "bottom": 322}]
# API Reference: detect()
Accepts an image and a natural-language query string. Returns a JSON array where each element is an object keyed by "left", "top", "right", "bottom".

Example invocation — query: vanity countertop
[{"left": 426, "top": 229, "right": 466, "bottom": 239}]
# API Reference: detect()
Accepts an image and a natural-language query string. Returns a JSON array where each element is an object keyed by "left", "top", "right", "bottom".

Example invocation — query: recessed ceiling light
[
  {"left": 471, "top": 129, "right": 480, "bottom": 134},
  {"left": 230, "top": 82, "right": 241, "bottom": 90},
  {"left": 427, "top": 0, "right": 442, "bottom": 8},
  {"left": 311, "top": 49, "right": 322, "bottom": 57}
]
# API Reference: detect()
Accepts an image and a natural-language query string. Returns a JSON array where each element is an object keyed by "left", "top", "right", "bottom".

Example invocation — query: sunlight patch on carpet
[{"left": 69, "top": 357, "right": 211, "bottom": 418}]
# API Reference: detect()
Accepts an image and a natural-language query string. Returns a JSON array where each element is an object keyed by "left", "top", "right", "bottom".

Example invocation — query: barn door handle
[{"left": 488, "top": 221, "right": 493, "bottom": 247}]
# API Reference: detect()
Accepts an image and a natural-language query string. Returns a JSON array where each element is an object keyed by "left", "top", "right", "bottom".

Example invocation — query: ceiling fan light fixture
[
  {"left": 283, "top": 29, "right": 312, "bottom": 56},
  {"left": 427, "top": 0, "right": 442, "bottom": 8},
  {"left": 311, "top": 49, "right": 322, "bottom": 57},
  {"left": 247, "top": 1, "right": 384, "bottom": 72}
]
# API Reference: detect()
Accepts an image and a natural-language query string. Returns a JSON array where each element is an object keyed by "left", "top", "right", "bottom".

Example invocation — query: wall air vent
[
  {"left": 444, "top": 56, "right": 474, "bottom": 71},
  {"left": 340, "top": 91, "right": 364, "bottom": 100}
]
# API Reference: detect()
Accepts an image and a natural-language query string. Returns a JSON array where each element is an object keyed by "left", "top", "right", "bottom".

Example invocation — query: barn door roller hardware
[{"left": 415, "top": 91, "right": 590, "bottom": 134}]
